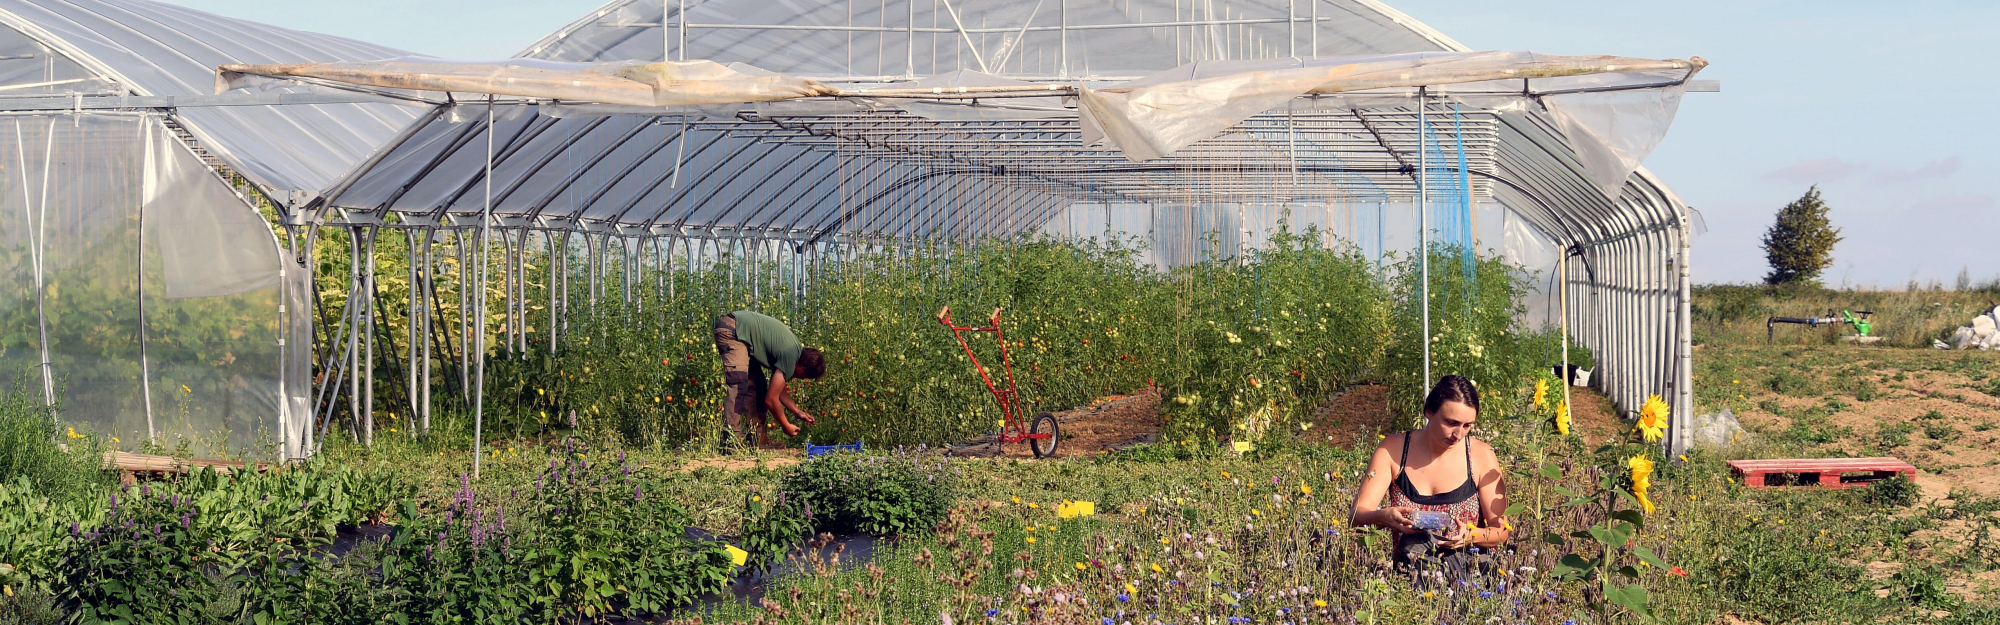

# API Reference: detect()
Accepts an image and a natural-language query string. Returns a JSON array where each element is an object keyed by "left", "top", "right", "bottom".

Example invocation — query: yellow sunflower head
[
  {"left": 1554, "top": 400, "right": 1571, "bottom": 436},
  {"left": 1636, "top": 394, "right": 1669, "bottom": 443},
  {"left": 1532, "top": 378, "right": 1549, "bottom": 410}
]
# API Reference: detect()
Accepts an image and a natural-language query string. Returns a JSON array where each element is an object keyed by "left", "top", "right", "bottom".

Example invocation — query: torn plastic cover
[
  {"left": 1076, "top": 51, "right": 1702, "bottom": 162},
  {"left": 217, "top": 57, "right": 837, "bottom": 107},
  {"left": 1542, "top": 85, "right": 1688, "bottom": 199}
]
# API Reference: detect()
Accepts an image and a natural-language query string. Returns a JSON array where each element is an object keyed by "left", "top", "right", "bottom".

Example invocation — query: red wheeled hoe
[{"left": 936, "top": 306, "right": 1060, "bottom": 458}]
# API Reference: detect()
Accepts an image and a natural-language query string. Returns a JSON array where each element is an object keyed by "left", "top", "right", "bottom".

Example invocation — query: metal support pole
[
  {"left": 473, "top": 99, "right": 494, "bottom": 479},
  {"left": 421, "top": 228, "right": 434, "bottom": 433},
  {"left": 136, "top": 126, "right": 155, "bottom": 441},
  {"left": 406, "top": 229, "right": 420, "bottom": 438},
  {"left": 1417, "top": 89, "right": 1430, "bottom": 397},
  {"left": 19, "top": 121, "right": 55, "bottom": 409},
  {"left": 1560, "top": 249, "right": 1570, "bottom": 418},
  {"left": 1673, "top": 221, "right": 1692, "bottom": 458},
  {"left": 347, "top": 229, "right": 363, "bottom": 444},
  {"left": 363, "top": 226, "right": 378, "bottom": 446}
]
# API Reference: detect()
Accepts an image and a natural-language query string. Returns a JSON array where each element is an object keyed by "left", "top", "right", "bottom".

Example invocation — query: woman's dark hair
[
  {"left": 1422, "top": 375, "right": 1480, "bottom": 417},
  {"left": 796, "top": 348, "right": 827, "bottom": 379}
]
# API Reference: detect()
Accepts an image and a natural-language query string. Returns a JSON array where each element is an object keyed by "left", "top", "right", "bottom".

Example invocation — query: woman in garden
[
  {"left": 1350, "top": 374, "right": 1512, "bottom": 579},
  {"left": 713, "top": 310, "right": 827, "bottom": 447}
]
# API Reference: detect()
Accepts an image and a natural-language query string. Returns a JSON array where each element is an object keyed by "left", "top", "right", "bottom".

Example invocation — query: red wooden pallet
[{"left": 1726, "top": 457, "right": 1915, "bottom": 489}]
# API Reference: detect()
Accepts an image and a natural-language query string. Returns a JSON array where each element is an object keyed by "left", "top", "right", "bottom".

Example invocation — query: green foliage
[
  {"left": 522, "top": 440, "right": 733, "bottom": 616},
  {"left": 1874, "top": 422, "right": 1916, "bottom": 450},
  {"left": 0, "top": 377, "right": 113, "bottom": 505},
  {"left": 54, "top": 484, "right": 219, "bottom": 622},
  {"left": 1868, "top": 474, "right": 1920, "bottom": 508},
  {"left": 1386, "top": 243, "right": 1531, "bottom": 426},
  {"left": 780, "top": 450, "right": 958, "bottom": 537},
  {"left": 1761, "top": 186, "right": 1843, "bottom": 285},
  {"left": 1892, "top": 564, "right": 1961, "bottom": 612}
]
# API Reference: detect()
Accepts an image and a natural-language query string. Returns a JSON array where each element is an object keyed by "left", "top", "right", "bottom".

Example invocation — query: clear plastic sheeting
[
  {"left": 1078, "top": 51, "right": 1701, "bottom": 162},
  {"left": 0, "top": 0, "right": 425, "bottom": 194},
  {"left": 301, "top": 0, "right": 1700, "bottom": 458},
  {"left": 219, "top": 58, "right": 837, "bottom": 108},
  {"left": 0, "top": 112, "right": 298, "bottom": 458},
  {"left": 1544, "top": 87, "right": 1689, "bottom": 198}
]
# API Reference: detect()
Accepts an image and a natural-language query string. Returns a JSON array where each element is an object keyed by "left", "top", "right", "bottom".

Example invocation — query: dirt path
[
  {"left": 1298, "top": 382, "right": 1623, "bottom": 447},
  {"left": 952, "top": 388, "right": 1164, "bottom": 459}
]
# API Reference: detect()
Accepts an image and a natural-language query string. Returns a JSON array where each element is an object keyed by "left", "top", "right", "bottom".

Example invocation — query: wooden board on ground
[
  {"left": 1727, "top": 457, "right": 1915, "bottom": 489},
  {"left": 105, "top": 451, "right": 265, "bottom": 484}
]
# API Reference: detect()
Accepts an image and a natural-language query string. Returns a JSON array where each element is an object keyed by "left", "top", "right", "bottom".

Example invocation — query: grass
[{"left": 1693, "top": 283, "right": 1999, "bottom": 348}]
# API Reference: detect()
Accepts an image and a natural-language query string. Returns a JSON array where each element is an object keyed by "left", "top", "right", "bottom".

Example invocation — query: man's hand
[{"left": 795, "top": 409, "right": 817, "bottom": 426}]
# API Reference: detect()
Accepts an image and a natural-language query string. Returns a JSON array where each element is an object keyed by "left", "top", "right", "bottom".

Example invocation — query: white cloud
[
  {"left": 1871, "top": 155, "right": 1963, "bottom": 184},
  {"left": 1762, "top": 158, "right": 1867, "bottom": 186}
]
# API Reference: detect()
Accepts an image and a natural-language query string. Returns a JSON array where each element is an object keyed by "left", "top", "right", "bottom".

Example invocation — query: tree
[{"left": 1761, "top": 186, "right": 1842, "bottom": 285}]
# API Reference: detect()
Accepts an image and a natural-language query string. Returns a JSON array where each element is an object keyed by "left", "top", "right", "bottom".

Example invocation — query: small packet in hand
[{"left": 1411, "top": 511, "right": 1454, "bottom": 532}]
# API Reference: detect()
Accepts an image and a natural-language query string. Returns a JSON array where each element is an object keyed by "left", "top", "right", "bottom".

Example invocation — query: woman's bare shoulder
[{"left": 1469, "top": 437, "right": 1503, "bottom": 470}]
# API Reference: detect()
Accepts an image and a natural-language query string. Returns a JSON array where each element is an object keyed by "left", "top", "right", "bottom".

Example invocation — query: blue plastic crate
[{"left": 805, "top": 441, "right": 864, "bottom": 458}]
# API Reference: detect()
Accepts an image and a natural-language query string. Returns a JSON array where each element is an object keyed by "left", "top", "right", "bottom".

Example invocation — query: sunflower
[
  {"left": 1554, "top": 400, "right": 1571, "bottom": 436},
  {"left": 1636, "top": 395, "right": 1669, "bottom": 443},
  {"left": 1532, "top": 378, "right": 1549, "bottom": 411},
  {"left": 1627, "top": 454, "right": 1656, "bottom": 514}
]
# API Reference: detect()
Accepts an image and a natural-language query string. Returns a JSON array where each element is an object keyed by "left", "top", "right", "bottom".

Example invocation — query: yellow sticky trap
[
  {"left": 725, "top": 544, "right": 749, "bottom": 566},
  {"left": 1232, "top": 441, "right": 1255, "bottom": 454},
  {"left": 1057, "top": 500, "right": 1095, "bottom": 518}
]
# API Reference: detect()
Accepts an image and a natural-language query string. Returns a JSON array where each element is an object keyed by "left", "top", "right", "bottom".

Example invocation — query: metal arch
[
  {"left": 487, "top": 116, "right": 616, "bottom": 209},
  {"left": 672, "top": 140, "right": 795, "bottom": 227},
  {"left": 741, "top": 150, "right": 844, "bottom": 231},
  {"left": 435, "top": 113, "right": 567, "bottom": 214},
  {"left": 516, "top": 115, "right": 669, "bottom": 219},
  {"left": 536, "top": 118, "right": 690, "bottom": 220},
  {"left": 771, "top": 153, "right": 893, "bottom": 233},
  {"left": 729, "top": 148, "right": 842, "bottom": 231},
  {"left": 362, "top": 111, "right": 496, "bottom": 213},
  {"left": 601, "top": 127, "right": 734, "bottom": 224},
  {"left": 641, "top": 137, "right": 784, "bottom": 229}
]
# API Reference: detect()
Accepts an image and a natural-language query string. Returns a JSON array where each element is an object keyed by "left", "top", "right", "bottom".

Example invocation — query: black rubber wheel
[{"left": 1028, "top": 412, "right": 1059, "bottom": 458}]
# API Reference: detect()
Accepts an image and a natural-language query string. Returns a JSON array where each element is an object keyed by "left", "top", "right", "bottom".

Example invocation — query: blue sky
[{"left": 166, "top": 0, "right": 1998, "bottom": 287}]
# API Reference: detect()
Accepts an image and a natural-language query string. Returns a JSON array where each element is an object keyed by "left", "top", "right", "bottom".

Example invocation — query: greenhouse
[{"left": 1, "top": 0, "right": 1709, "bottom": 461}]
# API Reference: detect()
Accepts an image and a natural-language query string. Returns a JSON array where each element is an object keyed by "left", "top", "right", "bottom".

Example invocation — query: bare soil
[
  {"left": 1298, "top": 382, "right": 1625, "bottom": 446},
  {"left": 1702, "top": 344, "right": 2000, "bottom": 498},
  {"left": 954, "top": 388, "right": 1164, "bottom": 459}
]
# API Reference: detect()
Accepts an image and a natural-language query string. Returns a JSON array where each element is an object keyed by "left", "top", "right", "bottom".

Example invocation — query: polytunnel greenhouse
[{"left": 1, "top": 0, "right": 1713, "bottom": 461}]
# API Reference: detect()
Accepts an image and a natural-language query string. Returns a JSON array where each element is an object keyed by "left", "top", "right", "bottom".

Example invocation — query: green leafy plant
[
  {"left": 1761, "top": 185, "right": 1843, "bottom": 285},
  {"left": 1869, "top": 474, "right": 1920, "bottom": 508},
  {"left": 1541, "top": 451, "right": 1680, "bottom": 622}
]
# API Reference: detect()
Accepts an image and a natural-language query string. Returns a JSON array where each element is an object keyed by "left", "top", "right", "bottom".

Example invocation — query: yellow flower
[
  {"left": 1025, "top": 537, "right": 1036, "bottom": 543},
  {"left": 1636, "top": 395, "right": 1669, "bottom": 443},
  {"left": 1628, "top": 454, "right": 1656, "bottom": 514},
  {"left": 1012, "top": 496, "right": 1021, "bottom": 504},
  {"left": 1124, "top": 583, "right": 1137, "bottom": 594},
  {"left": 1150, "top": 563, "right": 1163, "bottom": 573},
  {"left": 1251, "top": 509, "right": 1262, "bottom": 517},
  {"left": 112, "top": 437, "right": 119, "bottom": 443},
  {"left": 1075, "top": 562, "right": 1087, "bottom": 571},
  {"left": 1555, "top": 400, "right": 1571, "bottom": 436},
  {"left": 1299, "top": 481, "right": 1312, "bottom": 496},
  {"left": 1532, "top": 378, "right": 1549, "bottom": 410},
  {"left": 1314, "top": 599, "right": 1328, "bottom": 608},
  {"left": 180, "top": 385, "right": 190, "bottom": 394}
]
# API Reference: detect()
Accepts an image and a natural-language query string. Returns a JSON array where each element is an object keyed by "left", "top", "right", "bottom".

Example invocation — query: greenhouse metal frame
[{"left": 0, "top": 0, "right": 1711, "bottom": 462}]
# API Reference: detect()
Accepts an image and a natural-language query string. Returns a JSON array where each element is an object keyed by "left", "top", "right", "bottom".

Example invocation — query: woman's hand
[
  {"left": 1379, "top": 507, "right": 1418, "bottom": 534},
  {"left": 1437, "top": 522, "right": 1478, "bottom": 550}
]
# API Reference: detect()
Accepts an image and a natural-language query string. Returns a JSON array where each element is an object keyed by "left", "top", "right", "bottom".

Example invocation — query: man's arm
[{"left": 764, "top": 370, "right": 817, "bottom": 427}]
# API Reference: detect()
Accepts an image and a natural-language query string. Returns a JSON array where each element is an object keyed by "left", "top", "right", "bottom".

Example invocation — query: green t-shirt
[{"left": 731, "top": 310, "right": 802, "bottom": 380}]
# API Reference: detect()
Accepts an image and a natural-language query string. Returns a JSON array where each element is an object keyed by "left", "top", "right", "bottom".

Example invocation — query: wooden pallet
[
  {"left": 105, "top": 451, "right": 267, "bottom": 484},
  {"left": 1726, "top": 457, "right": 1915, "bottom": 489}
]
